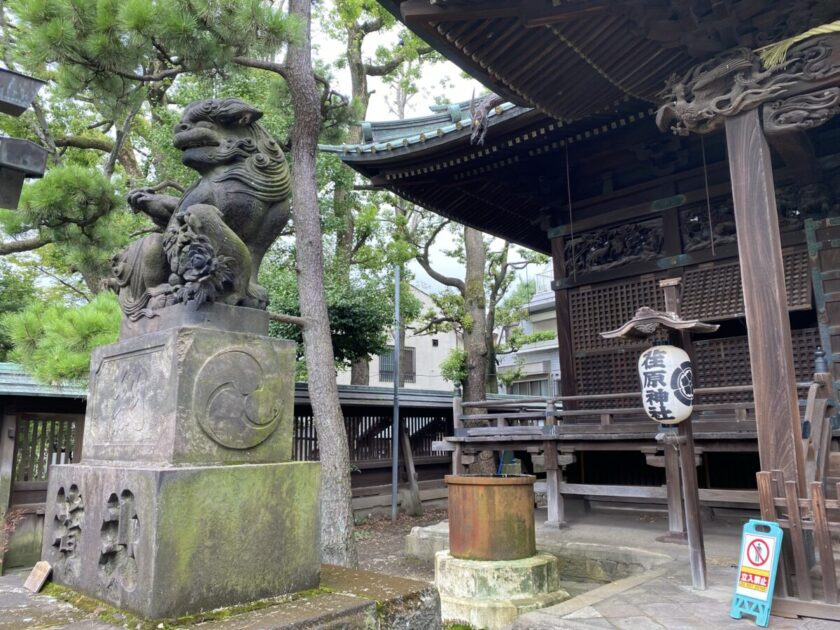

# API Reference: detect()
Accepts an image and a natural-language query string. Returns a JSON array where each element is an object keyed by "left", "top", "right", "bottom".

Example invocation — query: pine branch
[
  {"left": 105, "top": 98, "right": 143, "bottom": 177},
  {"left": 413, "top": 220, "right": 465, "bottom": 293},
  {"left": 268, "top": 311, "right": 310, "bottom": 328},
  {"left": 233, "top": 56, "right": 288, "bottom": 80},
  {"left": 0, "top": 235, "right": 50, "bottom": 256},
  {"left": 112, "top": 67, "right": 183, "bottom": 82},
  {"left": 365, "top": 46, "right": 433, "bottom": 76},
  {"left": 54, "top": 135, "right": 141, "bottom": 180}
]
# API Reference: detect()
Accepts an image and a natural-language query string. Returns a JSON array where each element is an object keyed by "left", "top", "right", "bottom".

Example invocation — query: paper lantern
[{"left": 638, "top": 345, "right": 693, "bottom": 424}]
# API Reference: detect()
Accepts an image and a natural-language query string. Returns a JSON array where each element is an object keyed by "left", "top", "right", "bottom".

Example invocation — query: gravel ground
[{"left": 354, "top": 508, "right": 448, "bottom": 583}]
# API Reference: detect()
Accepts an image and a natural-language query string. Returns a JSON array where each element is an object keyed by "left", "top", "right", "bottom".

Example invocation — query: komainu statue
[{"left": 110, "top": 98, "right": 291, "bottom": 320}]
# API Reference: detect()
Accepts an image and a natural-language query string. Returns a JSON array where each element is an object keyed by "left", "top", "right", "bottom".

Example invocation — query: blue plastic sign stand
[{"left": 730, "top": 519, "right": 784, "bottom": 627}]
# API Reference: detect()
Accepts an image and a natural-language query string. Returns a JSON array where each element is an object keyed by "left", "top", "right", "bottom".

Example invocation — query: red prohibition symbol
[{"left": 746, "top": 539, "right": 770, "bottom": 567}]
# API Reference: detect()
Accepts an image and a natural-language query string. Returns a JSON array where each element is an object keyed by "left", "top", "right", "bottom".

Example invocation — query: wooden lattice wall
[{"left": 567, "top": 248, "right": 819, "bottom": 408}]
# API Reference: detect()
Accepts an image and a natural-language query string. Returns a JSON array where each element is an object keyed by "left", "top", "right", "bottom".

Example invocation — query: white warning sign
[{"left": 735, "top": 533, "right": 777, "bottom": 602}]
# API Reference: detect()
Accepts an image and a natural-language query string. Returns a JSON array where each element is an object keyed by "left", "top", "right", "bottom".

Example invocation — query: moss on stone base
[{"left": 42, "top": 581, "right": 331, "bottom": 629}]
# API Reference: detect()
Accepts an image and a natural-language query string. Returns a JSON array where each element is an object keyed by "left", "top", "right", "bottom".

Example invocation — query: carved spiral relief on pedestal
[
  {"left": 51, "top": 484, "right": 84, "bottom": 580},
  {"left": 193, "top": 348, "right": 282, "bottom": 449},
  {"left": 98, "top": 490, "right": 140, "bottom": 593}
]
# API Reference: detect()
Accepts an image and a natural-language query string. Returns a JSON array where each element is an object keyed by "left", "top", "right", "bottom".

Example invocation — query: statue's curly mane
[{"left": 182, "top": 98, "right": 292, "bottom": 204}]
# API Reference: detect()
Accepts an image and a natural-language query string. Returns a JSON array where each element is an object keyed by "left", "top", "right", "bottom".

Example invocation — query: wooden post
[
  {"left": 663, "top": 444, "right": 686, "bottom": 538},
  {"left": 661, "top": 278, "right": 706, "bottom": 589},
  {"left": 544, "top": 399, "right": 565, "bottom": 527},
  {"left": 551, "top": 236, "right": 577, "bottom": 406},
  {"left": 724, "top": 108, "right": 806, "bottom": 492},
  {"left": 400, "top": 418, "right": 423, "bottom": 516},
  {"left": 677, "top": 420, "right": 706, "bottom": 590},
  {"left": 452, "top": 391, "right": 465, "bottom": 475}
]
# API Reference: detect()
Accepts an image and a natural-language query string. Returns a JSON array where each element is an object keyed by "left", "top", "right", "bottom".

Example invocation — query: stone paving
[{"left": 3, "top": 499, "right": 840, "bottom": 628}]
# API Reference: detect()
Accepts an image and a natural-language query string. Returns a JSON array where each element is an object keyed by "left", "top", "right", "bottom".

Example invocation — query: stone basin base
[{"left": 434, "top": 550, "right": 569, "bottom": 630}]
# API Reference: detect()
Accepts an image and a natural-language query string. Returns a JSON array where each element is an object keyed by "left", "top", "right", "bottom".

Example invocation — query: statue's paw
[{"left": 126, "top": 188, "right": 158, "bottom": 213}]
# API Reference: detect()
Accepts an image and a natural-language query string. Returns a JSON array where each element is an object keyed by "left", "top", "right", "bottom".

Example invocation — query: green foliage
[
  {"left": 0, "top": 261, "right": 37, "bottom": 360},
  {"left": 495, "top": 280, "right": 536, "bottom": 329},
  {"left": 439, "top": 347, "right": 467, "bottom": 385},
  {"left": 11, "top": 0, "right": 295, "bottom": 116},
  {"left": 500, "top": 328, "right": 556, "bottom": 354},
  {"left": 2, "top": 165, "right": 121, "bottom": 238},
  {"left": 2, "top": 292, "right": 120, "bottom": 384},
  {"left": 497, "top": 356, "right": 524, "bottom": 389},
  {"left": 262, "top": 257, "right": 395, "bottom": 370}
]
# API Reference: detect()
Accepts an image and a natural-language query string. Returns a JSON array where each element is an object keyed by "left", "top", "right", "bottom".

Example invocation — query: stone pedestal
[
  {"left": 434, "top": 551, "right": 569, "bottom": 630},
  {"left": 41, "top": 304, "right": 320, "bottom": 619}
]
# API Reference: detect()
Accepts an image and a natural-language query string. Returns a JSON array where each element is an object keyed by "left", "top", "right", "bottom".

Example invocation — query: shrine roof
[
  {"left": 375, "top": 1, "right": 839, "bottom": 123},
  {"left": 322, "top": 96, "right": 661, "bottom": 254},
  {"left": 320, "top": 100, "right": 524, "bottom": 156}
]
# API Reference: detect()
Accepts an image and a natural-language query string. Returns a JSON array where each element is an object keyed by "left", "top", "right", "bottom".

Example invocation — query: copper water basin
[{"left": 446, "top": 474, "right": 536, "bottom": 561}]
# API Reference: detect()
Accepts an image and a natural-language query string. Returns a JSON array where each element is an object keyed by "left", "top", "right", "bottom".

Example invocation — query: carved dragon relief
[
  {"left": 656, "top": 35, "right": 840, "bottom": 135},
  {"left": 764, "top": 87, "right": 840, "bottom": 134}
]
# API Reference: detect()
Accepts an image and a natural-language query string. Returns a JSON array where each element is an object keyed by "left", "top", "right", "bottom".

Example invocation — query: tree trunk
[
  {"left": 462, "top": 227, "right": 495, "bottom": 474},
  {"left": 285, "top": 0, "right": 356, "bottom": 567},
  {"left": 350, "top": 360, "right": 369, "bottom": 385},
  {"left": 462, "top": 226, "right": 489, "bottom": 404}
]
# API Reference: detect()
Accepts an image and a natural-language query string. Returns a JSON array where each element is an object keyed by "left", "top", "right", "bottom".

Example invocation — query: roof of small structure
[
  {"left": 376, "top": 1, "right": 839, "bottom": 123},
  {"left": 0, "top": 362, "right": 86, "bottom": 399},
  {"left": 600, "top": 307, "right": 719, "bottom": 339}
]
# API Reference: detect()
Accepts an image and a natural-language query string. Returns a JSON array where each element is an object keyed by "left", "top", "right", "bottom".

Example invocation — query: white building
[
  {"left": 336, "top": 285, "right": 460, "bottom": 391},
  {"left": 497, "top": 269, "right": 561, "bottom": 397}
]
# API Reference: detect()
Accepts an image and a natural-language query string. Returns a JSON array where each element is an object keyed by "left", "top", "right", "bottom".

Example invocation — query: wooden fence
[
  {"left": 11, "top": 414, "right": 82, "bottom": 505},
  {"left": 293, "top": 410, "right": 451, "bottom": 465},
  {"left": 757, "top": 470, "right": 840, "bottom": 620}
]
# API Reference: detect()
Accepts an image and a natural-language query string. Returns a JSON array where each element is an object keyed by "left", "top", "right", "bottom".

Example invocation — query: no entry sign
[{"left": 730, "top": 520, "right": 783, "bottom": 627}]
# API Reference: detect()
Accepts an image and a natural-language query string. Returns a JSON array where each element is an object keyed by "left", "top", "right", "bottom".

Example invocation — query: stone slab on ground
[
  {"left": 0, "top": 564, "right": 441, "bottom": 630},
  {"left": 512, "top": 563, "right": 839, "bottom": 629},
  {"left": 406, "top": 520, "right": 671, "bottom": 582}
]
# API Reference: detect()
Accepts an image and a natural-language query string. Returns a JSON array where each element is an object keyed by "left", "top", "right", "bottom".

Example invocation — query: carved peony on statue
[{"left": 110, "top": 98, "right": 292, "bottom": 320}]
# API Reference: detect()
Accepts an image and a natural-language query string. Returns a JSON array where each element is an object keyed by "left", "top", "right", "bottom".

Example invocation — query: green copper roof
[
  {"left": 0, "top": 362, "right": 86, "bottom": 398},
  {"left": 320, "top": 101, "right": 522, "bottom": 156}
]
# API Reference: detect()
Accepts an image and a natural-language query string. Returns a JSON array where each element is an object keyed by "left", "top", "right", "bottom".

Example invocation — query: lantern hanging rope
[{"left": 756, "top": 20, "right": 840, "bottom": 68}]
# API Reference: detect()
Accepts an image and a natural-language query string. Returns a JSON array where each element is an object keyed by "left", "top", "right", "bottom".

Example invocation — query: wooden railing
[{"left": 757, "top": 470, "right": 840, "bottom": 620}]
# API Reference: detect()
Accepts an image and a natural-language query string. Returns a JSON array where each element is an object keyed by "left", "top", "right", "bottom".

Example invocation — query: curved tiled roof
[{"left": 320, "top": 100, "right": 522, "bottom": 157}]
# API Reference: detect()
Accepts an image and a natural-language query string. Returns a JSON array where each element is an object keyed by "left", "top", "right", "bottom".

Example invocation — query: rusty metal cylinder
[{"left": 446, "top": 474, "right": 536, "bottom": 561}]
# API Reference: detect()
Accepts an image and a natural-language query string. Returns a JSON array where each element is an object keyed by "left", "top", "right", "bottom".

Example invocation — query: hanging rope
[
  {"left": 700, "top": 135, "right": 715, "bottom": 257},
  {"left": 565, "top": 142, "right": 576, "bottom": 281},
  {"left": 756, "top": 20, "right": 840, "bottom": 68}
]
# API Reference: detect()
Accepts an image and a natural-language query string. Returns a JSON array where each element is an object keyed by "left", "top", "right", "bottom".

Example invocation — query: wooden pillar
[
  {"left": 543, "top": 399, "right": 565, "bottom": 527},
  {"left": 452, "top": 393, "right": 465, "bottom": 475},
  {"left": 724, "top": 108, "right": 806, "bottom": 491},
  {"left": 663, "top": 445, "right": 686, "bottom": 537},
  {"left": 400, "top": 418, "right": 423, "bottom": 516},
  {"left": 550, "top": 236, "right": 577, "bottom": 403}
]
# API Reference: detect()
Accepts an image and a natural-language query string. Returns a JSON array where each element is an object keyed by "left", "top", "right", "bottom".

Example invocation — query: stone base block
[
  {"left": 83, "top": 323, "right": 295, "bottom": 466},
  {"left": 41, "top": 461, "right": 320, "bottom": 619},
  {"left": 434, "top": 551, "right": 569, "bottom": 630}
]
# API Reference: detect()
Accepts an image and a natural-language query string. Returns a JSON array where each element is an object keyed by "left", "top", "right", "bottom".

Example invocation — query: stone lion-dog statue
[{"left": 110, "top": 98, "right": 291, "bottom": 320}]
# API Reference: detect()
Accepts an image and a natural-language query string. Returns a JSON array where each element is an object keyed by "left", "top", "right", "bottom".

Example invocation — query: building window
[
  {"left": 509, "top": 379, "right": 550, "bottom": 397},
  {"left": 379, "top": 347, "right": 416, "bottom": 383},
  {"left": 432, "top": 338, "right": 439, "bottom": 347}
]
